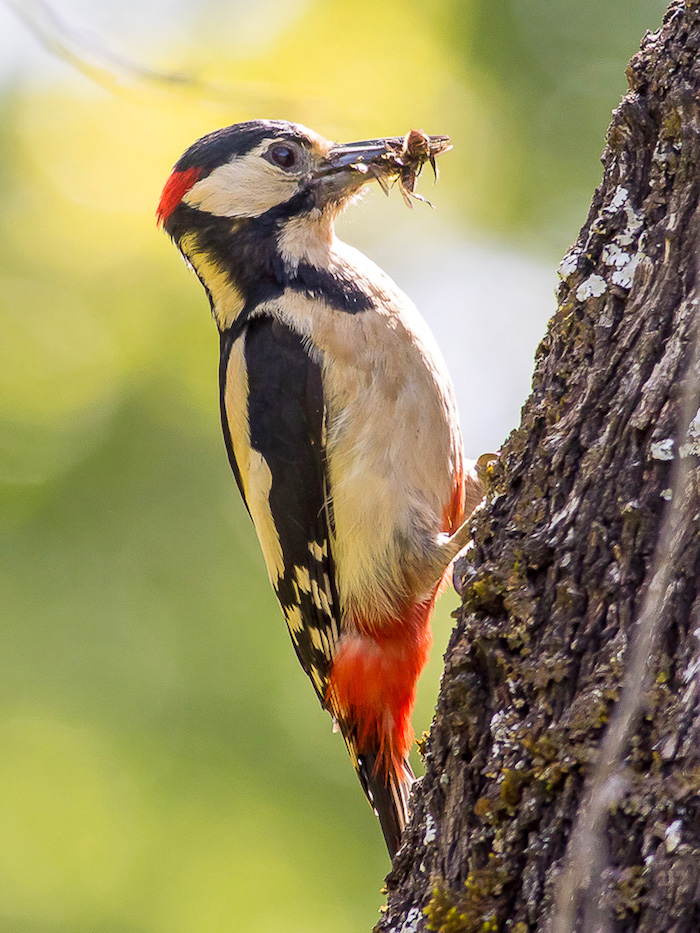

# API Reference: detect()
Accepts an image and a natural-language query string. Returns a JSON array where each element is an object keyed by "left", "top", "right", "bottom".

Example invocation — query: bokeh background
[{"left": 0, "top": 1, "right": 667, "bottom": 930}]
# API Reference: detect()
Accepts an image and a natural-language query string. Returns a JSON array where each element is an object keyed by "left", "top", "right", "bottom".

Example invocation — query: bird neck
[
  {"left": 276, "top": 209, "right": 336, "bottom": 274},
  {"left": 178, "top": 205, "right": 372, "bottom": 330}
]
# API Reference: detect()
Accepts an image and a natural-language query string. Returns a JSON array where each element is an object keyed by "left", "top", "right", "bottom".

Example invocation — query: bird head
[
  {"left": 157, "top": 120, "right": 449, "bottom": 327},
  {"left": 157, "top": 119, "right": 443, "bottom": 230}
]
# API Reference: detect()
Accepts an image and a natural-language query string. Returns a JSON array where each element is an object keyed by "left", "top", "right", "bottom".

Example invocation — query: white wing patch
[
  {"left": 223, "top": 341, "right": 285, "bottom": 585},
  {"left": 247, "top": 449, "right": 285, "bottom": 585},
  {"left": 309, "top": 540, "right": 327, "bottom": 560},
  {"left": 286, "top": 605, "right": 304, "bottom": 635},
  {"left": 311, "top": 578, "right": 332, "bottom": 616},
  {"left": 295, "top": 565, "right": 312, "bottom": 593}
]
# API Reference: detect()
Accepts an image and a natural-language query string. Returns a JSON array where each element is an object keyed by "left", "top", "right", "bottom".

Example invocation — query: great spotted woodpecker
[{"left": 157, "top": 120, "right": 482, "bottom": 857}]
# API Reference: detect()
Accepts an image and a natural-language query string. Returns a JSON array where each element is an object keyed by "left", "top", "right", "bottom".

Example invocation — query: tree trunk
[{"left": 377, "top": 3, "right": 700, "bottom": 931}]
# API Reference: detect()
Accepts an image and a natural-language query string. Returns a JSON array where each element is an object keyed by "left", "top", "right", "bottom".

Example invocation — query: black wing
[{"left": 222, "top": 314, "right": 341, "bottom": 705}]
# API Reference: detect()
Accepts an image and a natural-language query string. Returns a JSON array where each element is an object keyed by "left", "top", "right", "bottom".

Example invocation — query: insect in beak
[{"left": 320, "top": 131, "right": 452, "bottom": 208}]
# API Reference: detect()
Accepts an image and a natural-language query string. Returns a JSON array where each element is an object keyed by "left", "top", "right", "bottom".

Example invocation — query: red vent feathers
[
  {"left": 156, "top": 166, "right": 203, "bottom": 227},
  {"left": 327, "top": 600, "right": 434, "bottom": 777}
]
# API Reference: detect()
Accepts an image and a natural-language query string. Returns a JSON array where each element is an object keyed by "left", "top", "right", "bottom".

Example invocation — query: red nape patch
[
  {"left": 327, "top": 596, "right": 436, "bottom": 779},
  {"left": 156, "top": 166, "right": 202, "bottom": 227}
]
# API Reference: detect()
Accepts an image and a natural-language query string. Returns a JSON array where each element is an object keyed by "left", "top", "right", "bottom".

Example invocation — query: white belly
[{"left": 325, "top": 332, "right": 461, "bottom": 622}]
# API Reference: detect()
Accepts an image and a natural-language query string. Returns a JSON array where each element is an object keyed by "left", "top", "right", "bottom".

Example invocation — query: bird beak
[
  {"left": 326, "top": 135, "right": 451, "bottom": 170},
  {"left": 316, "top": 134, "right": 451, "bottom": 202}
]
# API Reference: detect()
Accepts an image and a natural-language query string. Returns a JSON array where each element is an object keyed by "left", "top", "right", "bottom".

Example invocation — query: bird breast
[{"left": 264, "top": 241, "right": 463, "bottom": 624}]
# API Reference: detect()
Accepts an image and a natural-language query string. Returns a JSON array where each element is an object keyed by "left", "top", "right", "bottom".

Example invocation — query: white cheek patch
[{"left": 183, "top": 141, "right": 301, "bottom": 218}]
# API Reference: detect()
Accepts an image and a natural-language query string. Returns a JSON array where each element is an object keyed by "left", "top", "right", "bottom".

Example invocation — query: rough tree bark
[{"left": 377, "top": 3, "right": 700, "bottom": 931}]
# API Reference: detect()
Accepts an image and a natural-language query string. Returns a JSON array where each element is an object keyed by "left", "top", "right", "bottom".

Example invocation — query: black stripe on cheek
[
  {"left": 170, "top": 191, "right": 373, "bottom": 317},
  {"left": 171, "top": 208, "right": 288, "bottom": 314},
  {"left": 293, "top": 262, "right": 374, "bottom": 314}
]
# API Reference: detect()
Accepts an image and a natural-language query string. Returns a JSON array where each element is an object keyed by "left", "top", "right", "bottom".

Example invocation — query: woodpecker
[{"left": 157, "top": 120, "right": 483, "bottom": 858}]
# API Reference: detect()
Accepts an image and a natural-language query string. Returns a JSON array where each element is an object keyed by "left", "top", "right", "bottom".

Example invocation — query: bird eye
[{"left": 269, "top": 145, "right": 297, "bottom": 169}]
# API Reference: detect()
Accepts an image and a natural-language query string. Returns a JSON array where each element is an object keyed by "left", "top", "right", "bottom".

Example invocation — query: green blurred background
[{"left": 0, "top": 1, "right": 666, "bottom": 930}]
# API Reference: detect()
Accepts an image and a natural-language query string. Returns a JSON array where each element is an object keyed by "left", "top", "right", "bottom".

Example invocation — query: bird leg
[{"left": 410, "top": 452, "right": 499, "bottom": 597}]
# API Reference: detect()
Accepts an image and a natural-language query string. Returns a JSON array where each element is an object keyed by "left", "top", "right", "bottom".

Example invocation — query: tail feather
[{"left": 357, "top": 752, "right": 415, "bottom": 858}]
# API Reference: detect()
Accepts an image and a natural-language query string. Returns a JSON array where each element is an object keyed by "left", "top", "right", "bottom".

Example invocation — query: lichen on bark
[{"left": 376, "top": 3, "right": 700, "bottom": 931}]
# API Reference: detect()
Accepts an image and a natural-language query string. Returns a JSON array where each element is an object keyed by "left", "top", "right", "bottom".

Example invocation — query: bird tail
[
  {"left": 357, "top": 750, "right": 415, "bottom": 858},
  {"left": 326, "top": 604, "right": 433, "bottom": 858}
]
